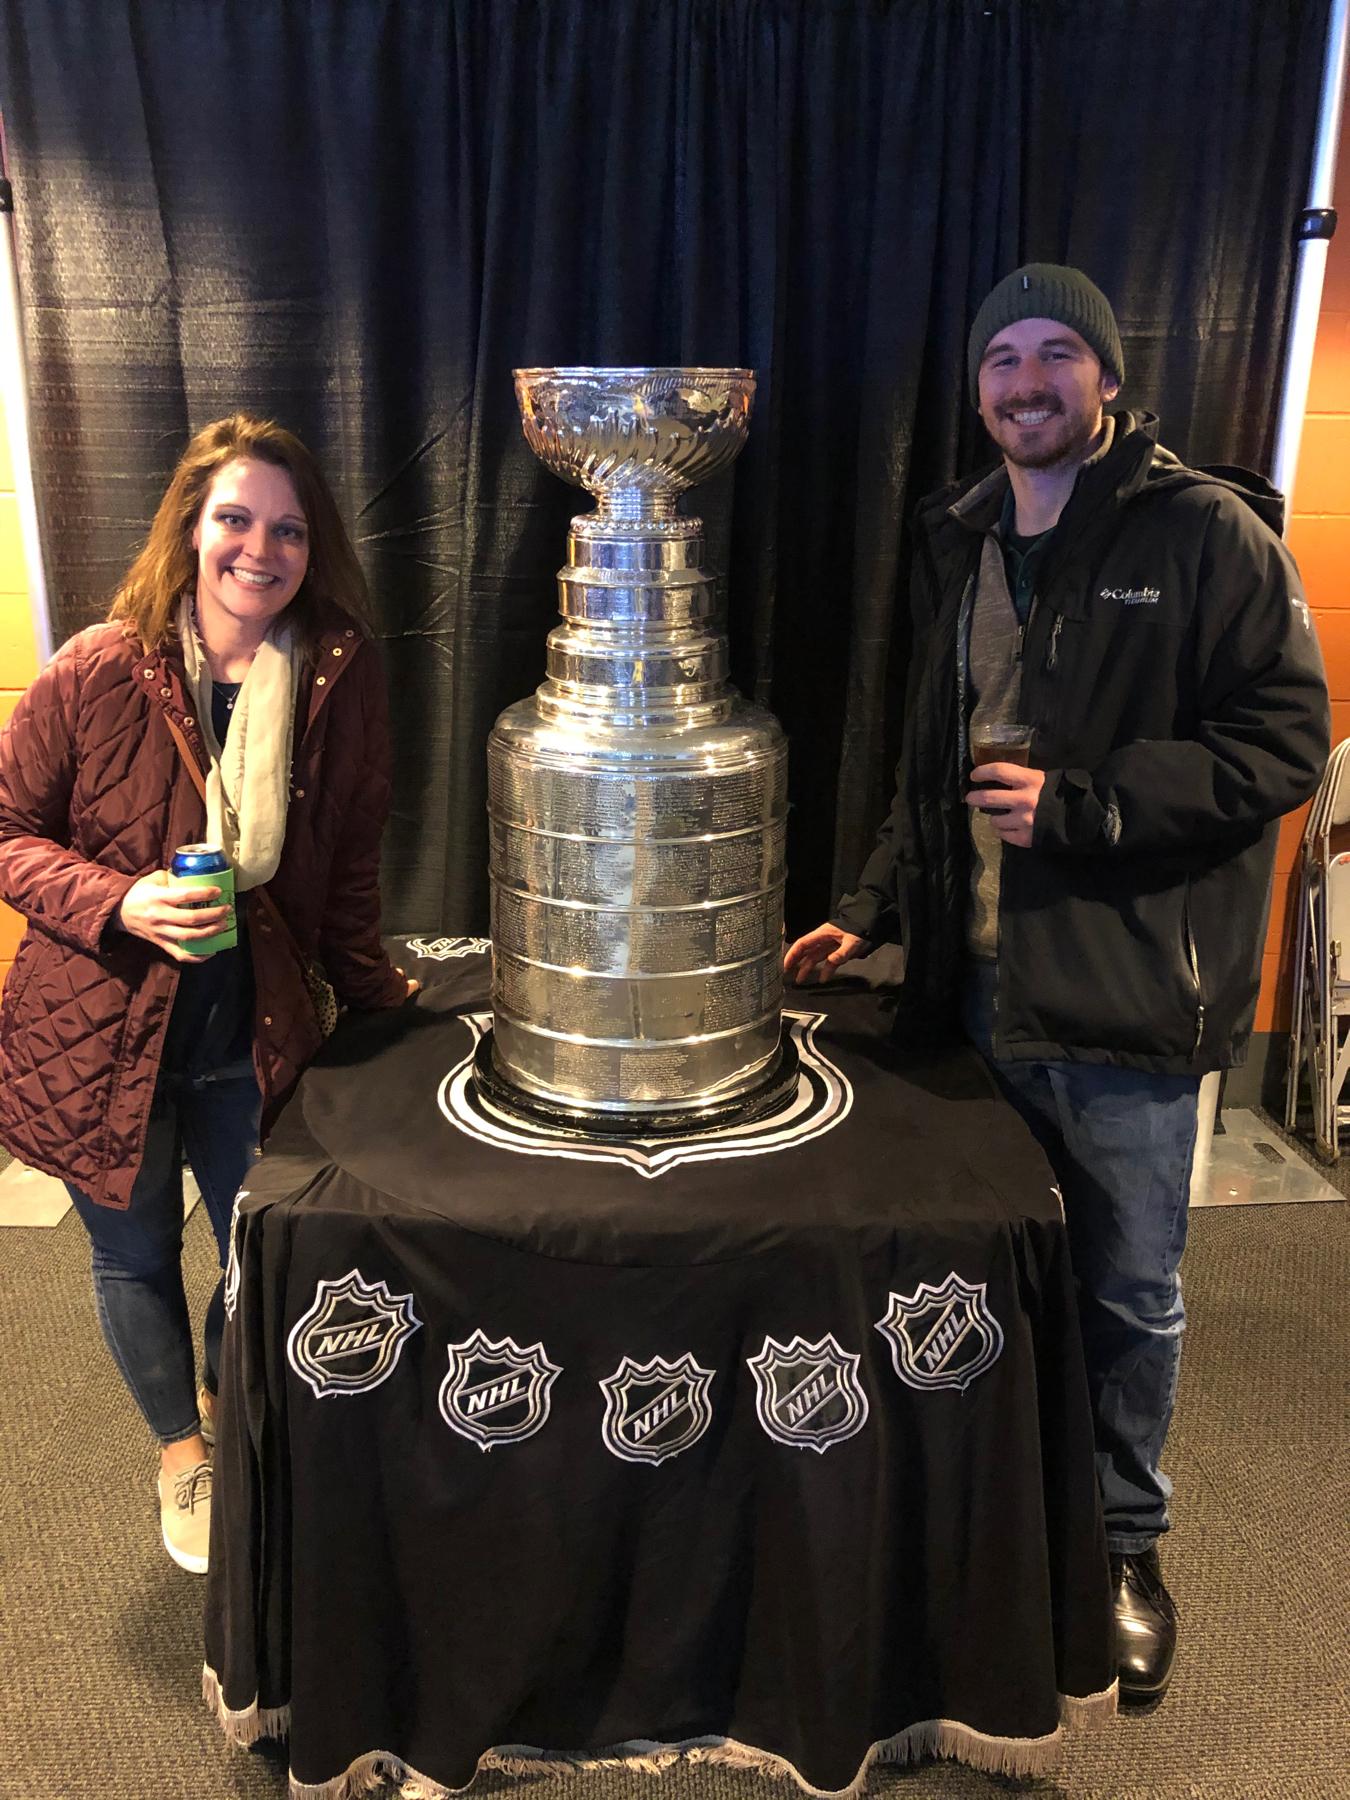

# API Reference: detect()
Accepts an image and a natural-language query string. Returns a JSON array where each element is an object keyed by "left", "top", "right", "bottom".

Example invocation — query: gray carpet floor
[{"left": 1, "top": 1163, "right": 1346, "bottom": 1800}]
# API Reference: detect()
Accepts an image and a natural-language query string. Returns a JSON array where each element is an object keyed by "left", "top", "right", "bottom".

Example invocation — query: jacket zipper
[
  {"left": 954, "top": 569, "right": 985, "bottom": 1038},
  {"left": 1183, "top": 884, "right": 1205, "bottom": 1057},
  {"left": 1016, "top": 600, "right": 1062, "bottom": 671},
  {"left": 997, "top": 589, "right": 1059, "bottom": 1058},
  {"left": 955, "top": 573, "right": 975, "bottom": 772}
]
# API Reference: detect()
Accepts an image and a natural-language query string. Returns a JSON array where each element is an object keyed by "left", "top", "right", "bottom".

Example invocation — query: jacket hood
[
  {"left": 920, "top": 409, "right": 1287, "bottom": 540},
  {"left": 1140, "top": 436, "right": 1287, "bottom": 534},
  {"left": 921, "top": 410, "right": 1161, "bottom": 538}
]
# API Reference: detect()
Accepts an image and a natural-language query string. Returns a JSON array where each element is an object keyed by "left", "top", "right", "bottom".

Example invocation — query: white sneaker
[
  {"left": 158, "top": 1459, "right": 212, "bottom": 1573},
  {"left": 198, "top": 1385, "right": 216, "bottom": 1449}
]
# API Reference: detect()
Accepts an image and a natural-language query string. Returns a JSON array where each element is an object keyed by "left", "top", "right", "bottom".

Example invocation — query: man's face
[{"left": 976, "top": 317, "right": 1119, "bottom": 472}]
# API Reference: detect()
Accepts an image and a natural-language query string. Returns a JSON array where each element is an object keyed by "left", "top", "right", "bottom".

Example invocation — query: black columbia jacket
[{"left": 834, "top": 412, "right": 1329, "bottom": 1073}]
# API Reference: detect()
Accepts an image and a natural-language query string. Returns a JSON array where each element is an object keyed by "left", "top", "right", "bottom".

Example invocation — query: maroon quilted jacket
[{"left": 0, "top": 612, "right": 407, "bottom": 1207}]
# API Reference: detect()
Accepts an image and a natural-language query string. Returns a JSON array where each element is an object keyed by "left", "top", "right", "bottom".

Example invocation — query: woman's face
[{"left": 191, "top": 456, "right": 310, "bottom": 639}]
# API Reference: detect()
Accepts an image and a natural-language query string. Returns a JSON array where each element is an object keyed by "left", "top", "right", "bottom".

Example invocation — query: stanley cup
[{"left": 481, "top": 367, "right": 791, "bottom": 1127}]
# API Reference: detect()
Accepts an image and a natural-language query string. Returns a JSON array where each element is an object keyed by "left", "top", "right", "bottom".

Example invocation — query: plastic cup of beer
[{"left": 970, "top": 724, "right": 1032, "bottom": 771}]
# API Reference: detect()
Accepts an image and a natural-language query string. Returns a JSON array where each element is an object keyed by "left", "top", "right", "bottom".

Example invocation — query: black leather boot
[{"left": 1110, "top": 1546, "right": 1178, "bottom": 1703}]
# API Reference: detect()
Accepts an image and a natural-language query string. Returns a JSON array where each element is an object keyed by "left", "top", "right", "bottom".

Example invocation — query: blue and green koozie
[{"left": 170, "top": 843, "right": 237, "bottom": 956}]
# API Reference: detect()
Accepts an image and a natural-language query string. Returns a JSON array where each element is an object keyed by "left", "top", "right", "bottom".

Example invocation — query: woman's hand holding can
[{"left": 117, "top": 869, "right": 234, "bottom": 961}]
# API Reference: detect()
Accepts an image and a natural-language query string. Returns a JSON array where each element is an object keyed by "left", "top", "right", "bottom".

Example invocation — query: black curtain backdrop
[{"left": 0, "top": 0, "right": 1331, "bottom": 931}]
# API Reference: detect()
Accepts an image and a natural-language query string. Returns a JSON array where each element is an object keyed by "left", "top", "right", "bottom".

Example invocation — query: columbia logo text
[{"left": 1101, "top": 586, "right": 1161, "bottom": 605}]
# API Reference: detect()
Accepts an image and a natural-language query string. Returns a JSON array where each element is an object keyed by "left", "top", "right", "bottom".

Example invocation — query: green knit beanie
[{"left": 967, "top": 263, "right": 1124, "bottom": 407}]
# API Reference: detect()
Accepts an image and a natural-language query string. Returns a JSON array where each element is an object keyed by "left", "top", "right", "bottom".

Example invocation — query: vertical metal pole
[
  {"left": 1196, "top": 1, "right": 1349, "bottom": 1200},
  {"left": 1272, "top": 0, "right": 1349, "bottom": 502},
  {"left": 0, "top": 132, "right": 54, "bottom": 667}
]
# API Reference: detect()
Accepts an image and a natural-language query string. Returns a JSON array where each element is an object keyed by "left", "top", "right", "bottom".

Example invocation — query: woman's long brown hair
[{"left": 108, "top": 413, "right": 375, "bottom": 650}]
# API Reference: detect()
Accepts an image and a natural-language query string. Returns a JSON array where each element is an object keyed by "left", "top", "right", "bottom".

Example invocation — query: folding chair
[{"left": 1285, "top": 740, "right": 1350, "bottom": 1159}]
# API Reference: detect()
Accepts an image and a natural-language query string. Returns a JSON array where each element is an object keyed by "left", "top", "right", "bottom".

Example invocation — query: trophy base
[{"left": 471, "top": 1028, "right": 800, "bottom": 1140}]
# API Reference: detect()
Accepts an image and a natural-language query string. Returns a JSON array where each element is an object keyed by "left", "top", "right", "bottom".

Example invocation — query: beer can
[
  {"left": 171, "top": 844, "right": 230, "bottom": 880},
  {"left": 169, "top": 843, "right": 237, "bottom": 955}
]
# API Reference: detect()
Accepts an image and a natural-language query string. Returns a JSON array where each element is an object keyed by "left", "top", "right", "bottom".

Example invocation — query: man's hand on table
[{"left": 783, "top": 923, "right": 869, "bottom": 985}]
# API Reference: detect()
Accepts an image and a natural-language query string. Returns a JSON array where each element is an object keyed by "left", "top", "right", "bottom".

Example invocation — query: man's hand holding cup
[{"left": 965, "top": 724, "right": 1042, "bottom": 848}]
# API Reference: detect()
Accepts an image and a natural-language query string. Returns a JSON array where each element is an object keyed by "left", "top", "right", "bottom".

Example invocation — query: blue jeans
[
  {"left": 962, "top": 963, "right": 1199, "bottom": 1553},
  {"left": 67, "top": 1062, "right": 260, "bottom": 1446}
]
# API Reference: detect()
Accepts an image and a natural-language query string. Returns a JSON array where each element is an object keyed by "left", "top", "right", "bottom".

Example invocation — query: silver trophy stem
[
  {"left": 481, "top": 367, "right": 791, "bottom": 1130},
  {"left": 594, "top": 489, "right": 678, "bottom": 524}
]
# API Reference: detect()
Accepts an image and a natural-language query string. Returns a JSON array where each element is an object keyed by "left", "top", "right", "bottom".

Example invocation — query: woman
[{"left": 0, "top": 414, "right": 415, "bottom": 1572}]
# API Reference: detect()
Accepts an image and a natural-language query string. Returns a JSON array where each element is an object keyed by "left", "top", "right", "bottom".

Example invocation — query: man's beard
[{"left": 993, "top": 397, "right": 1102, "bottom": 471}]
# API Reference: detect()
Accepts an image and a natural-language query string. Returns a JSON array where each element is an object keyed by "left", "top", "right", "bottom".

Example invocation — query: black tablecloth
[{"left": 204, "top": 941, "right": 1114, "bottom": 1800}]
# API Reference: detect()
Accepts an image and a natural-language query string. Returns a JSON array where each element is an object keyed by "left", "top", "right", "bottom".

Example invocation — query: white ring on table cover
[{"left": 438, "top": 1009, "right": 852, "bottom": 1179}]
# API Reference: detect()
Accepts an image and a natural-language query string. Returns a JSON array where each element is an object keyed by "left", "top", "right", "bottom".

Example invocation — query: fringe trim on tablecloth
[
  {"left": 1059, "top": 1680, "right": 1119, "bottom": 1729},
  {"left": 201, "top": 1664, "right": 1118, "bottom": 1800},
  {"left": 202, "top": 1663, "right": 291, "bottom": 1747}
]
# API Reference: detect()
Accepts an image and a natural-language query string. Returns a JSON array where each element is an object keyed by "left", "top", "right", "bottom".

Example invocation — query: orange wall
[
  {"left": 1261, "top": 119, "right": 1350, "bottom": 1033},
  {"left": 0, "top": 388, "right": 38, "bottom": 989}
]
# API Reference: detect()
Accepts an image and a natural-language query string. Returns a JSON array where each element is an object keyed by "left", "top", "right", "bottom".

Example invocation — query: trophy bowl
[{"left": 514, "top": 367, "right": 756, "bottom": 511}]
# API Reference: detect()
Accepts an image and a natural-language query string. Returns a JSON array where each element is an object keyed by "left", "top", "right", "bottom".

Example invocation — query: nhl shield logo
[
  {"left": 406, "top": 935, "right": 490, "bottom": 961},
  {"left": 747, "top": 1334, "right": 869, "bottom": 1452},
  {"left": 287, "top": 1269, "right": 422, "bottom": 1398},
  {"left": 875, "top": 1272, "right": 1005, "bottom": 1393},
  {"left": 222, "top": 1188, "right": 247, "bottom": 1324},
  {"left": 599, "top": 1353, "right": 715, "bottom": 1465},
  {"left": 439, "top": 1330, "right": 561, "bottom": 1451}
]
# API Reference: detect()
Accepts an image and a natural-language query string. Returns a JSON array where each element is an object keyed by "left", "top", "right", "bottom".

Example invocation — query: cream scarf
[{"left": 176, "top": 594, "right": 304, "bottom": 892}]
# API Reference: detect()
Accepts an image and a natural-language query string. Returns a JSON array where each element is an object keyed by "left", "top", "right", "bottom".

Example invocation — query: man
[{"left": 785, "top": 264, "right": 1329, "bottom": 1703}]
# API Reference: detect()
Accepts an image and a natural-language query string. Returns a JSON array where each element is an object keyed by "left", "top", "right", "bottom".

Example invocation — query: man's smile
[{"left": 1003, "top": 405, "right": 1061, "bottom": 427}]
